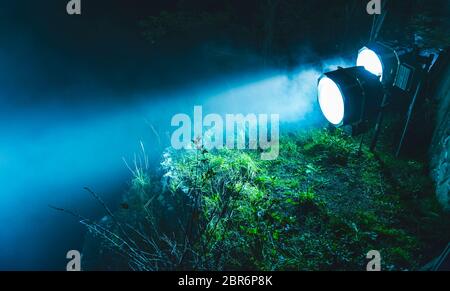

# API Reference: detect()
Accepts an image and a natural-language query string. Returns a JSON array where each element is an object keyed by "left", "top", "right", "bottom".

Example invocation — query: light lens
[
  {"left": 357, "top": 48, "right": 383, "bottom": 80},
  {"left": 317, "top": 77, "right": 345, "bottom": 125}
]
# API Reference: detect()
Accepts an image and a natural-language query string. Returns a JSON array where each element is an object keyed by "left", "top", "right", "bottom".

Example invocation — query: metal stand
[
  {"left": 370, "top": 91, "right": 389, "bottom": 152},
  {"left": 395, "top": 54, "right": 433, "bottom": 157},
  {"left": 395, "top": 79, "right": 424, "bottom": 157}
]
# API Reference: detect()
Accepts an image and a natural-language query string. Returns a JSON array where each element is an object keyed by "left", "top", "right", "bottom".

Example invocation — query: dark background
[{"left": 0, "top": 0, "right": 448, "bottom": 270}]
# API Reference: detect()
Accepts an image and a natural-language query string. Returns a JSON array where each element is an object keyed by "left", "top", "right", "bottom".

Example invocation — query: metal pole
[
  {"left": 395, "top": 79, "right": 423, "bottom": 157},
  {"left": 370, "top": 91, "right": 389, "bottom": 151},
  {"left": 369, "top": 0, "right": 389, "bottom": 41}
]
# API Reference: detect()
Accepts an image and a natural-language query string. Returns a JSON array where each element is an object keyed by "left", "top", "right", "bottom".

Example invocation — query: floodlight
[
  {"left": 317, "top": 66, "right": 384, "bottom": 129},
  {"left": 356, "top": 42, "right": 417, "bottom": 91},
  {"left": 357, "top": 47, "right": 384, "bottom": 80},
  {"left": 317, "top": 77, "right": 345, "bottom": 125}
]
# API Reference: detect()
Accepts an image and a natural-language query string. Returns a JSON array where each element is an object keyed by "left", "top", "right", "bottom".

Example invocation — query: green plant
[{"left": 70, "top": 128, "right": 449, "bottom": 271}]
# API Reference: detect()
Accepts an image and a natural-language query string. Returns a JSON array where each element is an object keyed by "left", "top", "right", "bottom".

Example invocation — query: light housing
[
  {"left": 356, "top": 47, "right": 384, "bottom": 80},
  {"left": 356, "top": 42, "right": 416, "bottom": 91},
  {"left": 317, "top": 77, "right": 345, "bottom": 125},
  {"left": 317, "top": 66, "right": 384, "bottom": 130}
]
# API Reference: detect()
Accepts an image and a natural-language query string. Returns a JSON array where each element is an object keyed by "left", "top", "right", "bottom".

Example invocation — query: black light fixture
[
  {"left": 317, "top": 41, "right": 437, "bottom": 153},
  {"left": 356, "top": 41, "right": 425, "bottom": 92},
  {"left": 356, "top": 41, "right": 436, "bottom": 154},
  {"left": 317, "top": 66, "right": 384, "bottom": 135}
]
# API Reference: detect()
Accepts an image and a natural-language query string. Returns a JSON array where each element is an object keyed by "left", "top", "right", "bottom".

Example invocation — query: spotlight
[
  {"left": 356, "top": 42, "right": 437, "bottom": 154},
  {"left": 356, "top": 47, "right": 383, "bottom": 80},
  {"left": 317, "top": 77, "right": 345, "bottom": 125},
  {"left": 317, "top": 42, "right": 435, "bottom": 152},
  {"left": 356, "top": 42, "right": 418, "bottom": 91},
  {"left": 317, "top": 66, "right": 384, "bottom": 131}
]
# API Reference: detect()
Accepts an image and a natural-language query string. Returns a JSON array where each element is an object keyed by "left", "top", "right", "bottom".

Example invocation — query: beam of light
[
  {"left": 200, "top": 69, "right": 321, "bottom": 123},
  {"left": 317, "top": 77, "right": 345, "bottom": 125},
  {"left": 0, "top": 57, "right": 350, "bottom": 269},
  {"left": 357, "top": 48, "right": 383, "bottom": 80}
]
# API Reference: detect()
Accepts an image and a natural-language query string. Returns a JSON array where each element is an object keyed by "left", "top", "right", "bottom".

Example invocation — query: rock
[{"left": 429, "top": 49, "right": 450, "bottom": 211}]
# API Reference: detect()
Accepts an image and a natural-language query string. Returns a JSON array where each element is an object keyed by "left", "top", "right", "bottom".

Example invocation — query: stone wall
[{"left": 430, "top": 53, "right": 450, "bottom": 211}]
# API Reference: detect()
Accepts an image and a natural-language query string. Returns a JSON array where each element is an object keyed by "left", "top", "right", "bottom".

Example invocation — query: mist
[
  {"left": 0, "top": 53, "right": 355, "bottom": 269},
  {"left": 0, "top": 1, "right": 358, "bottom": 270}
]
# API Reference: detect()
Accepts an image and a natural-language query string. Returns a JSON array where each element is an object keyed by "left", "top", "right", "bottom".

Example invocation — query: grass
[{"left": 80, "top": 128, "right": 450, "bottom": 271}]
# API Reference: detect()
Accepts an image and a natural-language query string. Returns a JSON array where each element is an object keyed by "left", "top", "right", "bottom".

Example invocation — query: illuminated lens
[
  {"left": 357, "top": 48, "right": 383, "bottom": 80},
  {"left": 317, "top": 77, "right": 345, "bottom": 125}
]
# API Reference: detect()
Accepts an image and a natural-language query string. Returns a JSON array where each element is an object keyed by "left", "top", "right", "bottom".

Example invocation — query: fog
[
  {"left": 0, "top": 1, "right": 355, "bottom": 270},
  {"left": 0, "top": 56, "right": 357, "bottom": 269}
]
